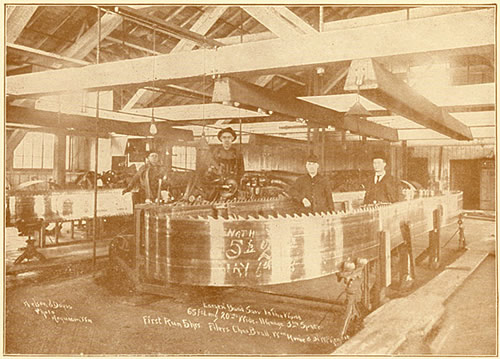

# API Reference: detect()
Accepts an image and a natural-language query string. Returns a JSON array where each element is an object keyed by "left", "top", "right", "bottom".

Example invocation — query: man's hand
[
  {"left": 302, "top": 198, "right": 312, "bottom": 208},
  {"left": 145, "top": 199, "right": 152, "bottom": 204}
]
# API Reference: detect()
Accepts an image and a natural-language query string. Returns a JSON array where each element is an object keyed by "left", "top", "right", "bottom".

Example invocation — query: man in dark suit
[
  {"left": 289, "top": 154, "right": 334, "bottom": 213},
  {"left": 364, "top": 151, "right": 399, "bottom": 204}
]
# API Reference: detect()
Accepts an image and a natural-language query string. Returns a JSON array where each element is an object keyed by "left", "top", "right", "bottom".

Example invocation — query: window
[
  {"left": 66, "top": 135, "right": 89, "bottom": 171},
  {"left": 172, "top": 146, "right": 196, "bottom": 171},
  {"left": 13, "top": 132, "right": 54, "bottom": 169}
]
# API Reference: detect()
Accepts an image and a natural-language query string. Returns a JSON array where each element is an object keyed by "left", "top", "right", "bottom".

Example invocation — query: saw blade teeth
[{"left": 277, "top": 213, "right": 285, "bottom": 219}]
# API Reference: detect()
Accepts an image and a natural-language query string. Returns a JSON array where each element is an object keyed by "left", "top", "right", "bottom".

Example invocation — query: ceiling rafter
[
  {"left": 34, "top": 6, "right": 81, "bottom": 50},
  {"left": 243, "top": 6, "right": 317, "bottom": 94},
  {"left": 7, "top": 9, "right": 494, "bottom": 98},
  {"left": 241, "top": 6, "right": 316, "bottom": 41},
  {"left": 344, "top": 58, "right": 473, "bottom": 140},
  {"left": 123, "top": 6, "right": 228, "bottom": 111},
  {"left": 62, "top": 12, "right": 123, "bottom": 59},
  {"left": 6, "top": 5, "right": 39, "bottom": 43},
  {"left": 213, "top": 77, "right": 399, "bottom": 141}
]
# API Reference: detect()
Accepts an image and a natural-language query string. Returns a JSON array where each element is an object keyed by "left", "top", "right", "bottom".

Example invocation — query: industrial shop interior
[{"left": 4, "top": 4, "right": 497, "bottom": 356}]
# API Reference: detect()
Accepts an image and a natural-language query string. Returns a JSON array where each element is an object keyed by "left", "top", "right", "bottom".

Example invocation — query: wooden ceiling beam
[
  {"left": 109, "top": 6, "right": 222, "bottom": 48},
  {"left": 173, "top": 6, "right": 228, "bottom": 52},
  {"left": 322, "top": 65, "right": 349, "bottom": 94},
  {"left": 62, "top": 12, "right": 123, "bottom": 59},
  {"left": 273, "top": 6, "right": 317, "bottom": 34},
  {"left": 6, "top": 5, "right": 39, "bottom": 43},
  {"left": 241, "top": 6, "right": 316, "bottom": 41},
  {"left": 7, "top": 43, "right": 90, "bottom": 68},
  {"left": 213, "top": 77, "right": 398, "bottom": 141},
  {"left": 344, "top": 58, "right": 473, "bottom": 140},
  {"left": 7, "top": 9, "right": 494, "bottom": 97},
  {"left": 34, "top": 6, "right": 81, "bottom": 50},
  {"left": 123, "top": 6, "right": 228, "bottom": 111},
  {"left": 6, "top": 105, "right": 193, "bottom": 140}
]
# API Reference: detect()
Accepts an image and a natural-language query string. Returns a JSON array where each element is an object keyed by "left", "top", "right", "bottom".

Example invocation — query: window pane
[
  {"left": 32, "top": 155, "right": 42, "bottom": 169},
  {"left": 13, "top": 155, "right": 23, "bottom": 168},
  {"left": 66, "top": 136, "right": 72, "bottom": 170},
  {"left": 43, "top": 133, "right": 55, "bottom": 169}
]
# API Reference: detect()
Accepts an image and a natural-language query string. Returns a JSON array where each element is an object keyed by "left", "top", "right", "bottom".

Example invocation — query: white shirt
[{"left": 374, "top": 172, "right": 386, "bottom": 184}]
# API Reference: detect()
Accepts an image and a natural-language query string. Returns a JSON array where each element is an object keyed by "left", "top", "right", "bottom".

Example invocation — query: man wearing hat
[
  {"left": 207, "top": 127, "right": 245, "bottom": 181},
  {"left": 363, "top": 151, "right": 399, "bottom": 204},
  {"left": 122, "top": 151, "right": 167, "bottom": 203},
  {"left": 289, "top": 154, "right": 334, "bottom": 213}
]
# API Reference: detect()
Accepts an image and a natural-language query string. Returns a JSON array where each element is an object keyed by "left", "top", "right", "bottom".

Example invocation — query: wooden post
[
  {"left": 429, "top": 208, "right": 441, "bottom": 269},
  {"left": 374, "top": 230, "right": 390, "bottom": 307},
  {"left": 55, "top": 221, "right": 59, "bottom": 245},
  {"left": 399, "top": 221, "right": 415, "bottom": 289},
  {"left": 135, "top": 207, "right": 143, "bottom": 271},
  {"left": 54, "top": 133, "right": 66, "bottom": 186},
  {"left": 458, "top": 213, "right": 466, "bottom": 249},
  {"left": 40, "top": 222, "right": 46, "bottom": 248}
]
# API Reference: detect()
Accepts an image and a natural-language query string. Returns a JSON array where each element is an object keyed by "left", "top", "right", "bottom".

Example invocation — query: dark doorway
[
  {"left": 450, "top": 160, "right": 481, "bottom": 210},
  {"left": 407, "top": 157, "right": 429, "bottom": 188}
]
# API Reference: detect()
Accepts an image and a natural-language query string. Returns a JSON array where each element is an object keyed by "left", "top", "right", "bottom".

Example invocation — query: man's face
[
  {"left": 372, "top": 158, "right": 386, "bottom": 173},
  {"left": 220, "top": 133, "right": 234, "bottom": 150},
  {"left": 306, "top": 161, "right": 319, "bottom": 177},
  {"left": 147, "top": 152, "right": 159, "bottom": 165}
]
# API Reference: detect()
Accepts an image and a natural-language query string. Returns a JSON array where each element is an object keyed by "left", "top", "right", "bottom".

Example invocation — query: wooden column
[
  {"left": 54, "top": 133, "right": 66, "bottom": 186},
  {"left": 374, "top": 230, "right": 391, "bottom": 307}
]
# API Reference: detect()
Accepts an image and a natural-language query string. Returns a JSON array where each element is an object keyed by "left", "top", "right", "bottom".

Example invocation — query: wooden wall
[
  {"left": 410, "top": 144, "right": 495, "bottom": 210},
  {"left": 242, "top": 135, "right": 400, "bottom": 175},
  {"left": 410, "top": 144, "right": 495, "bottom": 191}
]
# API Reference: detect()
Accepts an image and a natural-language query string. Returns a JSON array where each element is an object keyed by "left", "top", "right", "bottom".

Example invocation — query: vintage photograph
[{"left": 3, "top": 2, "right": 497, "bottom": 356}]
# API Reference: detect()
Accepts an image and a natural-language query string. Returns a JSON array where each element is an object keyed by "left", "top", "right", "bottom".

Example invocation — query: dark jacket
[
  {"left": 124, "top": 163, "right": 166, "bottom": 202},
  {"left": 207, "top": 147, "right": 245, "bottom": 180},
  {"left": 289, "top": 174, "right": 334, "bottom": 213},
  {"left": 364, "top": 173, "right": 399, "bottom": 204}
]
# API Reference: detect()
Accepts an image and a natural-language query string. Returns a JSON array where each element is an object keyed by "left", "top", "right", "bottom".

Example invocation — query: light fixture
[
  {"left": 345, "top": 101, "right": 372, "bottom": 118},
  {"left": 149, "top": 26, "right": 158, "bottom": 137},
  {"left": 345, "top": 87, "right": 372, "bottom": 119},
  {"left": 149, "top": 117, "right": 158, "bottom": 135}
]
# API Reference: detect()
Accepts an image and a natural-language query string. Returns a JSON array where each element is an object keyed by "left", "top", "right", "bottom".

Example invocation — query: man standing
[
  {"left": 123, "top": 151, "right": 166, "bottom": 204},
  {"left": 289, "top": 154, "right": 334, "bottom": 213},
  {"left": 364, "top": 151, "right": 399, "bottom": 204},
  {"left": 207, "top": 127, "right": 245, "bottom": 180}
]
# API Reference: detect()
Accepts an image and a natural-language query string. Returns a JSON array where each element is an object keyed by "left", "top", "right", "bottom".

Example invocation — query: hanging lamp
[
  {"left": 149, "top": 26, "right": 158, "bottom": 136},
  {"left": 345, "top": 86, "right": 371, "bottom": 119}
]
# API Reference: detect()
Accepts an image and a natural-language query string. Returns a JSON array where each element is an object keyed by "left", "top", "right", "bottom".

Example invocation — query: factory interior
[{"left": 3, "top": 4, "right": 497, "bottom": 356}]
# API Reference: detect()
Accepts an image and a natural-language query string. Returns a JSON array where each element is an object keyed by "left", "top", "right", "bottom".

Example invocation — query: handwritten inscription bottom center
[{"left": 142, "top": 302, "right": 344, "bottom": 346}]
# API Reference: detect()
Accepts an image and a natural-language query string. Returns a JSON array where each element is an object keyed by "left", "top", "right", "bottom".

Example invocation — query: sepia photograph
[{"left": 3, "top": 2, "right": 497, "bottom": 356}]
